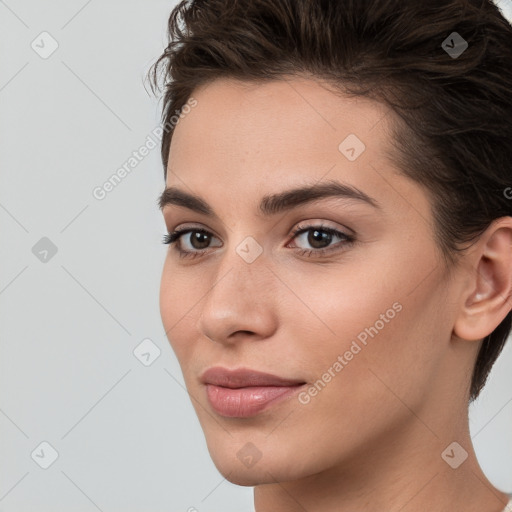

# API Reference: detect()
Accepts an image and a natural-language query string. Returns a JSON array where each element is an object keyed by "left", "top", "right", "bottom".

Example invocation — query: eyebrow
[{"left": 158, "top": 179, "right": 381, "bottom": 219}]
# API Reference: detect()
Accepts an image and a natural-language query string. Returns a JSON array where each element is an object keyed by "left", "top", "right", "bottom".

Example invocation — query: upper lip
[{"left": 201, "top": 367, "right": 306, "bottom": 388}]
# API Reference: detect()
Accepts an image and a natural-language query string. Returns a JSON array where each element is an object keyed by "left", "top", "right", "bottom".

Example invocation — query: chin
[
  {"left": 205, "top": 437, "right": 317, "bottom": 486},
  {"left": 211, "top": 458, "right": 297, "bottom": 487},
  {"left": 220, "top": 467, "right": 269, "bottom": 487}
]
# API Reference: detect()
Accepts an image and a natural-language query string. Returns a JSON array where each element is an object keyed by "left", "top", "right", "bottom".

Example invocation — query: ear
[{"left": 453, "top": 217, "right": 512, "bottom": 342}]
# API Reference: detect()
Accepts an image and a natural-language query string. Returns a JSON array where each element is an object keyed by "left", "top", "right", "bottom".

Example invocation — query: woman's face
[{"left": 159, "top": 77, "right": 468, "bottom": 485}]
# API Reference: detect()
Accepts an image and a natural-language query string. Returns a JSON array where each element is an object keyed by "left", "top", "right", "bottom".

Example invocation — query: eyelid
[{"left": 289, "top": 218, "right": 355, "bottom": 237}]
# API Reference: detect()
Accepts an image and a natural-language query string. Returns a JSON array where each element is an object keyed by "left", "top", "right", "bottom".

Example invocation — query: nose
[{"left": 196, "top": 241, "right": 278, "bottom": 346}]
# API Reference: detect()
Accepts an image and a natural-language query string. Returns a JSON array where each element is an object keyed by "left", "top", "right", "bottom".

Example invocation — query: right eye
[{"left": 162, "top": 227, "right": 222, "bottom": 258}]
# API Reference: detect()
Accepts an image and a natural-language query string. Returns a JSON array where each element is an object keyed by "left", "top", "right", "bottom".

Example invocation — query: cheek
[
  {"left": 285, "top": 256, "right": 445, "bottom": 394},
  {"left": 275, "top": 272, "right": 444, "bottom": 458},
  {"left": 159, "top": 260, "right": 175, "bottom": 332},
  {"left": 159, "top": 260, "right": 199, "bottom": 358},
  {"left": 284, "top": 260, "right": 403, "bottom": 351}
]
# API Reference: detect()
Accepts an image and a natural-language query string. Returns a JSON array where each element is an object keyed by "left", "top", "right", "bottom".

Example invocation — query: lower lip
[{"left": 205, "top": 384, "right": 305, "bottom": 418}]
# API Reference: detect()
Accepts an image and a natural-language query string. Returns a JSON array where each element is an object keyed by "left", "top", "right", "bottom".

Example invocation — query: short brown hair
[{"left": 147, "top": 0, "right": 512, "bottom": 401}]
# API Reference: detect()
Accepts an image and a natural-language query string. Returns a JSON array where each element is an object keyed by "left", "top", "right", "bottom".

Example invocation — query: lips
[
  {"left": 201, "top": 367, "right": 306, "bottom": 388},
  {"left": 201, "top": 367, "right": 307, "bottom": 418}
]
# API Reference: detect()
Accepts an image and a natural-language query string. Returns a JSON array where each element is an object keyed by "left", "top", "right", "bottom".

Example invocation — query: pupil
[
  {"left": 308, "top": 229, "right": 331, "bottom": 249},
  {"left": 192, "top": 231, "right": 210, "bottom": 249}
]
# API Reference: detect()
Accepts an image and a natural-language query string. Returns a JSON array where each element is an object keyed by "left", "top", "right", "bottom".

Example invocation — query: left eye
[{"left": 289, "top": 225, "right": 354, "bottom": 252}]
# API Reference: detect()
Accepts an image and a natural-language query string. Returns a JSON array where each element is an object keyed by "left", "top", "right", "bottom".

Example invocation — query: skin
[{"left": 159, "top": 76, "right": 512, "bottom": 512}]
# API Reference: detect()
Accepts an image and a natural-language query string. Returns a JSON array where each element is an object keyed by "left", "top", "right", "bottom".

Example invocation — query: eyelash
[{"left": 162, "top": 223, "right": 356, "bottom": 260}]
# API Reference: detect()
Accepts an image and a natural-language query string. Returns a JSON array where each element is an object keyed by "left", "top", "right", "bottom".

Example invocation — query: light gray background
[{"left": 0, "top": 1, "right": 511, "bottom": 511}]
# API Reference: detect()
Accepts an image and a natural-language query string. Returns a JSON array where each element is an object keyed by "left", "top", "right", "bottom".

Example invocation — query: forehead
[
  {"left": 164, "top": 76, "right": 428, "bottom": 222},
  {"left": 170, "top": 76, "right": 392, "bottom": 159}
]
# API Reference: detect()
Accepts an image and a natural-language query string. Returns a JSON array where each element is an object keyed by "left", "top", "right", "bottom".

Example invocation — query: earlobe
[{"left": 453, "top": 217, "right": 512, "bottom": 342}]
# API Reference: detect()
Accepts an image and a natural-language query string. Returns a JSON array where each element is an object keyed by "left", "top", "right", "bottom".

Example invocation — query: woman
[{"left": 149, "top": 0, "right": 512, "bottom": 510}]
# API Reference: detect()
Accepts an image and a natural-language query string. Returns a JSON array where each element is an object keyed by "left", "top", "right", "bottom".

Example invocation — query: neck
[{"left": 253, "top": 411, "right": 509, "bottom": 512}]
